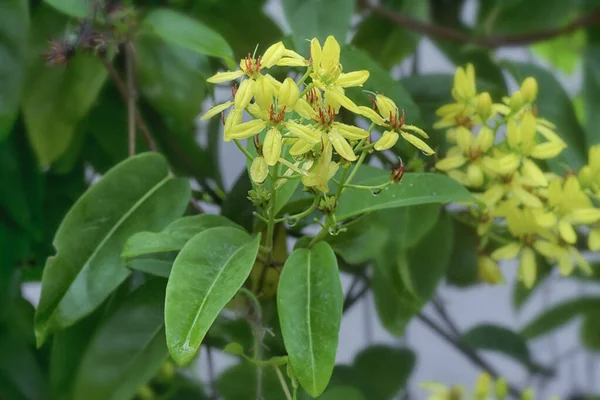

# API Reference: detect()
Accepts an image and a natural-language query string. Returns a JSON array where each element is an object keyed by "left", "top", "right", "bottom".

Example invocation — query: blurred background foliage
[{"left": 2, "top": 0, "right": 600, "bottom": 399}]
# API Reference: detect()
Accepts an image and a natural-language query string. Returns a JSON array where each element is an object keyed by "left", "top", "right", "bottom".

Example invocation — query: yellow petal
[
  {"left": 559, "top": 218, "right": 577, "bottom": 244},
  {"left": 321, "top": 36, "right": 340, "bottom": 69},
  {"left": 533, "top": 240, "right": 561, "bottom": 258},
  {"left": 436, "top": 156, "right": 467, "bottom": 171},
  {"left": 478, "top": 256, "right": 505, "bottom": 285},
  {"left": 234, "top": 79, "right": 255, "bottom": 110},
  {"left": 496, "top": 153, "right": 520, "bottom": 175},
  {"left": 336, "top": 123, "right": 369, "bottom": 140},
  {"left": 506, "top": 119, "right": 520, "bottom": 148},
  {"left": 201, "top": 101, "right": 234, "bottom": 120},
  {"left": 293, "top": 98, "right": 318, "bottom": 119},
  {"left": 253, "top": 75, "right": 275, "bottom": 110},
  {"left": 335, "top": 71, "right": 369, "bottom": 88},
  {"left": 533, "top": 210, "right": 557, "bottom": 228},
  {"left": 289, "top": 138, "right": 315, "bottom": 156},
  {"left": 310, "top": 38, "right": 322, "bottom": 69},
  {"left": 261, "top": 41, "right": 285, "bottom": 68},
  {"left": 400, "top": 132, "right": 435, "bottom": 155},
  {"left": 476, "top": 125, "right": 495, "bottom": 152},
  {"left": 276, "top": 58, "right": 306, "bottom": 67},
  {"left": 491, "top": 242, "right": 522, "bottom": 260},
  {"left": 263, "top": 128, "right": 282, "bottom": 166},
  {"left": 521, "top": 77, "right": 538, "bottom": 103},
  {"left": 374, "top": 130, "right": 399, "bottom": 151},
  {"left": 325, "top": 89, "right": 359, "bottom": 113},
  {"left": 278, "top": 77, "right": 300, "bottom": 108},
  {"left": 223, "top": 110, "right": 242, "bottom": 141},
  {"left": 357, "top": 106, "right": 385, "bottom": 125},
  {"left": 590, "top": 229, "right": 600, "bottom": 251},
  {"left": 455, "top": 127, "right": 474, "bottom": 152},
  {"left": 467, "top": 164, "right": 484, "bottom": 187},
  {"left": 375, "top": 94, "right": 398, "bottom": 120},
  {"left": 511, "top": 186, "right": 543, "bottom": 208},
  {"left": 448, "top": 170, "right": 469, "bottom": 186},
  {"left": 402, "top": 124, "right": 429, "bottom": 139},
  {"left": 329, "top": 129, "right": 356, "bottom": 161},
  {"left": 283, "top": 49, "right": 304, "bottom": 60},
  {"left": 537, "top": 124, "right": 565, "bottom": 145},
  {"left": 476, "top": 92, "right": 493, "bottom": 121},
  {"left": 521, "top": 158, "right": 548, "bottom": 187},
  {"left": 569, "top": 208, "right": 600, "bottom": 224},
  {"left": 531, "top": 141, "right": 566, "bottom": 159},
  {"left": 571, "top": 246, "right": 592, "bottom": 275},
  {"left": 480, "top": 184, "right": 506, "bottom": 206},
  {"left": 558, "top": 250, "right": 574, "bottom": 276},
  {"left": 286, "top": 121, "right": 320, "bottom": 144},
  {"left": 227, "top": 119, "right": 267, "bottom": 140},
  {"left": 520, "top": 112, "right": 537, "bottom": 145},
  {"left": 519, "top": 247, "right": 537, "bottom": 288},
  {"left": 207, "top": 70, "right": 245, "bottom": 83},
  {"left": 250, "top": 156, "right": 269, "bottom": 184}
]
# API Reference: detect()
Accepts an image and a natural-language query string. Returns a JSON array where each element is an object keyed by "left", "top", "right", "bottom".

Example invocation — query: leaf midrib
[
  {"left": 305, "top": 251, "right": 317, "bottom": 394},
  {"left": 50, "top": 175, "right": 172, "bottom": 322}
]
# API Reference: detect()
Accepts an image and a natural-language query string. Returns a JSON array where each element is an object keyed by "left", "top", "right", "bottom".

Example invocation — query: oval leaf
[
  {"left": 73, "top": 281, "right": 168, "bottom": 400},
  {"left": 461, "top": 324, "right": 534, "bottom": 369},
  {"left": 320, "top": 386, "right": 365, "bottom": 400},
  {"left": 165, "top": 227, "right": 260, "bottom": 365},
  {"left": 335, "top": 166, "right": 473, "bottom": 220},
  {"left": 122, "top": 214, "right": 240, "bottom": 258},
  {"left": 277, "top": 242, "right": 343, "bottom": 397},
  {"left": 142, "top": 9, "right": 234, "bottom": 66},
  {"left": 35, "top": 153, "right": 191, "bottom": 345},
  {"left": 44, "top": 0, "right": 90, "bottom": 18}
]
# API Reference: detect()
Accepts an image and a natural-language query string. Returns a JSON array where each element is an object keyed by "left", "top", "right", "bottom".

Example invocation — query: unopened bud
[
  {"left": 495, "top": 378, "right": 508, "bottom": 399},
  {"left": 509, "top": 91, "right": 524, "bottom": 112},
  {"left": 318, "top": 195, "right": 337, "bottom": 215},
  {"left": 278, "top": 77, "right": 300, "bottom": 108},
  {"left": 477, "top": 92, "right": 493, "bottom": 121},
  {"left": 474, "top": 373, "right": 491, "bottom": 398},
  {"left": 155, "top": 361, "right": 175, "bottom": 384},
  {"left": 248, "top": 187, "right": 271, "bottom": 208},
  {"left": 520, "top": 77, "right": 538, "bottom": 103},
  {"left": 375, "top": 94, "right": 398, "bottom": 119},
  {"left": 521, "top": 388, "right": 534, "bottom": 400},
  {"left": 250, "top": 156, "right": 269, "bottom": 184}
]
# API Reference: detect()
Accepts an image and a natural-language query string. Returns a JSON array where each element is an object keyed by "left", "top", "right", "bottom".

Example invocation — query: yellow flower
[
  {"left": 359, "top": 94, "right": 434, "bottom": 155},
  {"left": 534, "top": 237, "right": 591, "bottom": 276},
  {"left": 474, "top": 373, "right": 491, "bottom": 399},
  {"left": 301, "top": 141, "right": 339, "bottom": 193},
  {"left": 578, "top": 144, "right": 600, "bottom": 197},
  {"left": 309, "top": 36, "right": 369, "bottom": 113},
  {"left": 506, "top": 111, "right": 566, "bottom": 161},
  {"left": 478, "top": 256, "right": 505, "bottom": 285},
  {"left": 420, "top": 382, "right": 464, "bottom": 400}
]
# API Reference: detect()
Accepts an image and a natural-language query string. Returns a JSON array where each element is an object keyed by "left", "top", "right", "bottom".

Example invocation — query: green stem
[
  {"left": 450, "top": 213, "right": 512, "bottom": 245},
  {"left": 296, "top": 67, "right": 312, "bottom": 86},
  {"left": 300, "top": 83, "right": 314, "bottom": 97},
  {"left": 341, "top": 149, "right": 368, "bottom": 195},
  {"left": 274, "top": 366, "right": 293, "bottom": 400},
  {"left": 265, "top": 164, "right": 280, "bottom": 257},
  {"left": 274, "top": 197, "right": 319, "bottom": 223},
  {"left": 238, "top": 288, "right": 263, "bottom": 400},
  {"left": 308, "top": 226, "right": 329, "bottom": 248},
  {"left": 278, "top": 157, "right": 307, "bottom": 176},
  {"left": 234, "top": 139, "right": 255, "bottom": 161},
  {"left": 344, "top": 181, "right": 392, "bottom": 191},
  {"left": 335, "top": 164, "right": 350, "bottom": 199}
]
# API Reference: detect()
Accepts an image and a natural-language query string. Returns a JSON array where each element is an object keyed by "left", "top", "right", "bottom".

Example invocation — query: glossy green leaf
[
  {"left": 503, "top": 61, "right": 587, "bottom": 170},
  {"left": 22, "top": 7, "right": 108, "bottom": 166},
  {"left": 461, "top": 324, "right": 534, "bottom": 369},
  {"left": 142, "top": 9, "right": 234, "bottom": 66},
  {"left": 340, "top": 46, "right": 419, "bottom": 119},
  {"left": 335, "top": 166, "right": 473, "bottom": 222},
  {"left": 44, "top": 0, "right": 90, "bottom": 18},
  {"left": 277, "top": 242, "right": 343, "bottom": 397},
  {"left": 477, "top": 0, "right": 569, "bottom": 34},
  {"left": 123, "top": 215, "right": 240, "bottom": 258},
  {"left": 216, "top": 362, "right": 291, "bottom": 400},
  {"left": 282, "top": 0, "right": 354, "bottom": 54},
  {"left": 446, "top": 220, "right": 479, "bottom": 287},
  {"left": 135, "top": 34, "right": 208, "bottom": 131},
  {"left": 583, "top": 46, "right": 600, "bottom": 146},
  {"left": 0, "top": 334, "right": 48, "bottom": 400},
  {"left": 325, "top": 214, "right": 389, "bottom": 265},
  {"left": 379, "top": 204, "right": 441, "bottom": 250},
  {"left": 126, "top": 257, "right": 173, "bottom": 278},
  {"left": 165, "top": 227, "right": 260, "bottom": 365},
  {"left": 320, "top": 386, "right": 365, "bottom": 400},
  {"left": 521, "top": 297, "right": 600, "bottom": 340},
  {"left": 73, "top": 281, "right": 169, "bottom": 400},
  {"left": 35, "top": 153, "right": 191, "bottom": 345},
  {"left": 0, "top": 0, "right": 28, "bottom": 140}
]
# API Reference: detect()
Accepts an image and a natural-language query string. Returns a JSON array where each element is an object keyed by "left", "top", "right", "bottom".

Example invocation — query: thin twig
[
  {"left": 125, "top": 42, "right": 136, "bottom": 156},
  {"left": 343, "top": 276, "right": 370, "bottom": 313},
  {"left": 206, "top": 345, "right": 217, "bottom": 400},
  {"left": 367, "top": 0, "right": 600, "bottom": 49},
  {"left": 273, "top": 365, "right": 293, "bottom": 400}
]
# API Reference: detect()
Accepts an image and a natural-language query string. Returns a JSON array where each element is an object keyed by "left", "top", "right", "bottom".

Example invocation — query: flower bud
[
  {"left": 478, "top": 256, "right": 505, "bottom": 285},
  {"left": 521, "top": 77, "right": 538, "bottom": 103},
  {"left": 495, "top": 378, "right": 508, "bottom": 399},
  {"left": 477, "top": 125, "right": 495, "bottom": 152},
  {"left": 250, "top": 156, "right": 269, "bottom": 184},
  {"left": 263, "top": 128, "right": 283, "bottom": 166},
  {"left": 234, "top": 79, "right": 255, "bottom": 110},
  {"left": 477, "top": 92, "right": 493, "bottom": 121},
  {"left": 374, "top": 130, "right": 399, "bottom": 151},
  {"left": 521, "top": 388, "right": 534, "bottom": 400},
  {"left": 375, "top": 94, "right": 398, "bottom": 120},
  {"left": 474, "top": 373, "right": 491, "bottom": 398},
  {"left": 509, "top": 90, "right": 524, "bottom": 112},
  {"left": 278, "top": 77, "right": 300, "bottom": 108},
  {"left": 248, "top": 186, "right": 271, "bottom": 208},
  {"left": 261, "top": 41, "right": 285, "bottom": 69}
]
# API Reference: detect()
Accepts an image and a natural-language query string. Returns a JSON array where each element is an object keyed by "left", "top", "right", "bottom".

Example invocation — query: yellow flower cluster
[
  {"left": 435, "top": 65, "right": 600, "bottom": 288},
  {"left": 201, "top": 36, "right": 434, "bottom": 193}
]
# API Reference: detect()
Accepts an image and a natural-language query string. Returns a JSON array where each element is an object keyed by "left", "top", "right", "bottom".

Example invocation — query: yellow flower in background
[
  {"left": 301, "top": 140, "right": 339, "bottom": 193},
  {"left": 579, "top": 144, "right": 600, "bottom": 197},
  {"left": 506, "top": 111, "right": 566, "bottom": 162},
  {"left": 310, "top": 36, "right": 369, "bottom": 113},
  {"left": 478, "top": 256, "right": 505, "bottom": 285},
  {"left": 421, "top": 382, "right": 464, "bottom": 400},
  {"left": 359, "top": 94, "right": 435, "bottom": 155}
]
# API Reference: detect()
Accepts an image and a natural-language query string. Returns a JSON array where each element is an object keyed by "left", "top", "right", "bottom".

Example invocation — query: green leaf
[
  {"left": 460, "top": 324, "right": 536, "bottom": 370},
  {"left": 44, "top": 0, "right": 90, "bottom": 18},
  {"left": 521, "top": 297, "right": 600, "bottom": 340},
  {"left": 165, "top": 227, "right": 260, "bottom": 365},
  {"left": 503, "top": 61, "right": 587, "bottom": 170},
  {"left": 319, "top": 386, "right": 365, "bottom": 400},
  {"left": 126, "top": 257, "right": 173, "bottom": 278},
  {"left": 446, "top": 220, "right": 479, "bottom": 287},
  {"left": 580, "top": 311, "right": 600, "bottom": 351},
  {"left": 277, "top": 242, "right": 343, "bottom": 397},
  {"left": 0, "top": 334, "right": 48, "bottom": 400},
  {"left": 477, "top": 0, "right": 570, "bottom": 34},
  {"left": 583, "top": 46, "right": 600, "bottom": 146},
  {"left": 123, "top": 215, "right": 240, "bottom": 258},
  {"left": 351, "top": 346, "right": 415, "bottom": 400},
  {"left": 73, "top": 280, "right": 169, "bottom": 400},
  {"left": 325, "top": 214, "right": 389, "bottom": 265},
  {"left": 335, "top": 166, "right": 473, "bottom": 220},
  {"left": 142, "top": 9, "right": 234, "bottom": 67},
  {"left": 35, "top": 153, "right": 191, "bottom": 345},
  {"left": 223, "top": 342, "right": 245, "bottom": 356},
  {"left": 0, "top": 0, "right": 28, "bottom": 140},
  {"left": 221, "top": 170, "right": 254, "bottom": 232},
  {"left": 531, "top": 30, "right": 586, "bottom": 75},
  {"left": 282, "top": 0, "right": 354, "bottom": 54},
  {"left": 340, "top": 46, "right": 419, "bottom": 120},
  {"left": 135, "top": 34, "right": 208, "bottom": 131},
  {"left": 352, "top": 0, "right": 427, "bottom": 70},
  {"left": 216, "top": 361, "right": 291, "bottom": 400},
  {"left": 379, "top": 204, "right": 441, "bottom": 250}
]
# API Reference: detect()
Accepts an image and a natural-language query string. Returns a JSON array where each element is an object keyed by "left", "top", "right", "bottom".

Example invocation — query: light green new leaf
[
  {"left": 282, "top": 0, "right": 354, "bottom": 54},
  {"left": 22, "top": 7, "right": 108, "bottom": 166},
  {"left": 521, "top": 297, "right": 600, "bottom": 340},
  {"left": 142, "top": 9, "right": 234, "bottom": 67},
  {"left": 277, "top": 242, "right": 343, "bottom": 397},
  {"left": 35, "top": 153, "right": 191, "bottom": 345},
  {"left": 335, "top": 166, "right": 473, "bottom": 221},
  {"left": 0, "top": 0, "right": 28, "bottom": 141},
  {"left": 122, "top": 214, "right": 241, "bottom": 258},
  {"left": 340, "top": 46, "right": 419, "bottom": 120},
  {"left": 73, "top": 281, "right": 169, "bottom": 400},
  {"left": 165, "top": 227, "right": 260, "bottom": 365},
  {"left": 503, "top": 61, "right": 587, "bottom": 170},
  {"left": 583, "top": 47, "right": 600, "bottom": 146},
  {"left": 44, "top": 0, "right": 90, "bottom": 18}
]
